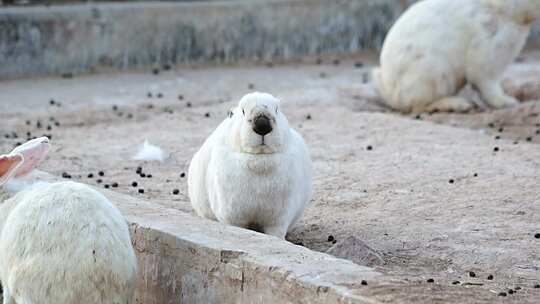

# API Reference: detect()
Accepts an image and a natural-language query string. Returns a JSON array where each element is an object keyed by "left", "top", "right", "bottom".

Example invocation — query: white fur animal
[
  {"left": 188, "top": 92, "right": 312, "bottom": 238},
  {"left": 373, "top": 0, "right": 540, "bottom": 113},
  {"left": 0, "top": 137, "right": 137, "bottom": 304}
]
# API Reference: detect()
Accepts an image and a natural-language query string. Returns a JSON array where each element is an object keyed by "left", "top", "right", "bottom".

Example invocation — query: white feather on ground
[{"left": 133, "top": 140, "right": 168, "bottom": 162}]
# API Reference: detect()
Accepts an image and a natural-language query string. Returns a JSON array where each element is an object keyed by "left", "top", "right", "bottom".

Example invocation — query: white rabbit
[
  {"left": 188, "top": 92, "right": 313, "bottom": 238},
  {"left": 0, "top": 137, "right": 137, "bottom": 304},
  {"left": 373, "top": 0, "right": 540, "bottom": 113}
]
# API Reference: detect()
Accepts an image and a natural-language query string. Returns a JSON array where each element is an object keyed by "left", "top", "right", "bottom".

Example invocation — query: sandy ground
[{"left": 1, "top": 51, "right": 540, "bottom": 302}]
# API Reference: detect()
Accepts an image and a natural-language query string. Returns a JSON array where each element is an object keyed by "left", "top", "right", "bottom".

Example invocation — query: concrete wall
[{"left": 0, "top": 0, "right": 407, "bottom": 78}]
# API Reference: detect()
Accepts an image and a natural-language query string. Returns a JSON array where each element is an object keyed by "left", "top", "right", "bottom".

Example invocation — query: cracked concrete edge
[
  {"left": 24, "top": 171, "right": 381, "bottom": 304},
  {"left": 0, "top": 0, "right": 407, "bottom": 79}
]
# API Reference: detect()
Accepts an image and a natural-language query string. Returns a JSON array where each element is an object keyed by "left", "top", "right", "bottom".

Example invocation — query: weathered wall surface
[{"left": 0, "top": 0, "right": 407, "bottom": 78}]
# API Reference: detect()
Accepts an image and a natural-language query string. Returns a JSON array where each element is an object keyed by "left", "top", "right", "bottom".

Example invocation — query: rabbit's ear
[
  {"left": 9, "top": 137, "right": 50, "bottom": 178},
  {"left": 0, "top": 154, "right": 24, "bottom": 186}
]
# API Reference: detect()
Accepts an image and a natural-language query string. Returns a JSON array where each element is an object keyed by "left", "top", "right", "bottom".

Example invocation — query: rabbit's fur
[
  {"left": 374, "top": 0, "right": 540, "bottom": 113},
  {"left": 188, "top": 92, "right": 313, "bottom": 238},
  {"left": 0, "top": 138, "right": 137, "bottom": 304}
]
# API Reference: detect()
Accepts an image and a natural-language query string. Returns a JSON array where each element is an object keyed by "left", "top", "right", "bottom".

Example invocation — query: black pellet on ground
[
  {"left": 366, "top": 145, "right": 373, "bottom": 151},
  {"left": 534, "top": 233, "right": 540, "bottom": 239},
  {"left": 186, "top": 102, "right": 192, "bottom": 107},
  {"left": 152, "top": 68, "right": 160, "bottom": 75},
  {"left": 112, "top": 105, "right": 118, "bottom": 111},
  {"left": 136, "top": 167, "right": 142, "bottom": 174},
  {"left": 180, "top": 172, "right": 186, "bottom": 178},
  {"left": 96, "top": 179, "right": 103, "bottom": 184},
  {"left": 50, "top": 99, "right": 55, "bottom": 105},
  {"left": 415, "top": 114, "right": 422, "bottom": 120},
  {"left": 87, "top": 173, "right": 94, "bottom": 178},
  {"left": 98, "top": 171, "right": 104, "bottom": 177},
  {"left": 132, "top": 182, "right": 138, "bottom": 187},
  {"left": 146, "top": 174, "right": 152, "bottom": 178},
  {"left": 354, "top": 62, "right": 364, "bottom": 68},
  {"left": 495, "top": 135, "right": 500, "bottom": 140},
  {"left": 140, "top": 173, "right": 146, "bottom": 178},
  {"left": 147, "top": 92, "right": 153, "bottom": 98},
  {"left": 498, "top": 292, "right": 507, "bottom": 297},
  {"left": 473, "top": 173, "right": 478, "bottom": 177},
  {"left": 488, "top": 123, "right": 495, "bottom": 128},
  {"left": 487, "top": 274, "right": 494, "bottom": 280},
  {"left": 306, "top": 114, "right": 312, "bottom": 120},
  {"left": 536, "top": 129, "right": 540, "bottom": 135},
  {"left": 205, "top": 113, "right": 211, "bottom": 118},
  {"left": 526, "top": 137, "right": 533, "bottom": 142},
  {"left": 327, "top": 235, "right": 335, "bottom": 242},
  {"left": 361, "top": 280, "right": 368, "bottom": 286},
  {"left": 127, "top": 113, "right": 133, "bottom": 119},
  {"left": 493, "top": 147, "right": 500, "bottom": 152},
  {"left": 332, "top": 239, "right": 337, "bottom": 244},
  {"left": 36, "top": 121, "right": 42, "bottom": 129},
  {"left": 426, "top": 278, "right": 434, "bottom": 283},
  {"left": 498, "top": 127, "right": 504, "bottom": 133},
  {"left": 47, "top": 125, "right": 52, "bottom": 131},
  {"left": 508, "top": 289, "right": 514, "bottom": 294},
  {"left": 172, "top": 189, "right": 180, "bottom": 195},
  {"left": 138, "top": 188, "right": 145, "bottom": 194},
  {"left": 248, "top": 83, "right": 255, "bottom": 90},
  {"left": 178, "top": 95, "right": 184, "bottom": 100},
  {"left": 449, "top": 179, "right": 455, "bottom": 184},
  {"left": 104, "top": 184, "right": 110, "bottom": 189},
  {"left": 469, "top": 271, "right": 476, "bottom": 278},
  {"left": 54, "top": 121, "right": 60, "bottom": 127},
  {"left": 515, "top": 287, "right": 521, "bottom": 290},
  {"left": 112, "top": 182, "right": 118, "bottom": 188},
  {"left": 62, "top": 172, "right": 71, "bottom": 179},
  {"left": 534, "top": 284, "right": 540, "bottom": 288},
  {"left": 157, "top": 93, "right": 163, "bottom": 98},
  {"left": 452, "top": 281, "right": 460, "bottom": 285}
]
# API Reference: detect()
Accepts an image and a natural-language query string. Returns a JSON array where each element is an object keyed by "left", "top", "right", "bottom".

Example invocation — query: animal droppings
[
  {"left": 469, "top": 271, "right": 476, "bottom": 277},
  {"left": 112, "top": 182, "right": 119, "bottom": 188},
  {"left": 104, "top": 184, "right": 110, "bottom": 189},
  {"left": 180, "top": 172, "right": 186, "bottom": 178},
  {"left": 452, "top": 281, "right": 460, "bottom": 285},
  {"left": 96, "top": 179, "right": 103, "bottom": 184},
  {"left": 366, "top": 145, "right": 373, "bottom": 151},
  {"left": 87, "top": 173, "right": 94, "bottom": 178},
  {"left": 178, "top": 95, "right": 184, "bottom": 100},
  {"left": 332, "top": 59, "right": 340, "bottom": 65},
  {"left": 306, "top": 114, "right": 312, "bottom": 120},
  {"left": 205, "top": 113, "right": 211, "bottom": 118},
  {"left": 62, "top": 172, "right": 72, "bottom": 179},
  {"left": 172, "top": 189, "right": 180, "bottom": 195},
  {"left": 426, "top": 278, "right": 434, "bottom": 283},
  {"left": 327, "top": 235, "right": 335, "bottom": 242},
  {"left": 131, "top": 182, "right": 138, "bottom": 187},
  {"left": 534, "top": 233, "right": 540, "bottom": 239},
  {"left": 98, "top": 171, "right": 104, "bottom": 177},
  {"left": 354, "top": 62, "right": 364, "bottom": 68},
  {"left": 152, "top": 68, "right": 160, "bottom": 75},
  {"left": 487, "top": 274, "right": 493, "bottom": 280},
  {"left": 498, "top": 292, "right": 507, "bottom": 297},
  {"left": 449, "top": 179, "right": 455, "bottom": 184},
  {"left": 138, "top": 188, "right": 145, "bottom": 194},
  {"left": 248, "top": 83, "right": 255, "bottom": 90},
  {"left": 493, "top": 147, "right": 499, "bottom": 152},
  {"left": 361, "top": 280, "right": 368, "bottom": 286}
]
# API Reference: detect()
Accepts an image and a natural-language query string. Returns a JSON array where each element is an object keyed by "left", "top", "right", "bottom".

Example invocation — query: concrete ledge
[
  {"left": 0, "top": 0, "right": 407, "bottom": 78},
  {"left": 1, "top": 171, "right": 380, "bottom": 303}
]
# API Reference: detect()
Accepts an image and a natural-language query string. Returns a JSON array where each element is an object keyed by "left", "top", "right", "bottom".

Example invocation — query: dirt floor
[{"left": 1, "top": 50, "right": 540, "bottom": 303}]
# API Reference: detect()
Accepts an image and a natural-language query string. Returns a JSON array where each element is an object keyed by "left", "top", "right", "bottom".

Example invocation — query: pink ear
[
  {"left": 0, "top": 154, "right": 24, "bottom": 186},
  {"left": 9, "top": 137, "right": 51, "bottom": 178}
]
